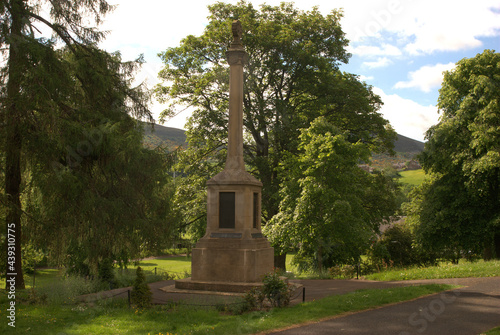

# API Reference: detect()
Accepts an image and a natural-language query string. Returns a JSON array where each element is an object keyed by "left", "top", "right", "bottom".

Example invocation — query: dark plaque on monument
[{"left": 219, "top": 192, "right": 235, "bottom": 228}]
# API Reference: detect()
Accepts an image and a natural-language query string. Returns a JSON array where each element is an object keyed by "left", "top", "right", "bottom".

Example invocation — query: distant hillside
[
  {"left": 370, "top": 135, "right": 425, "bottom": 170},
  {"left": 394, "top": 134, "right": 425, "bottom": 153},
  {"left": 141, "top": 125, "right": 425, "bottom": 169},
  {"left": 142, "top": 123, "right": 187, "bottom": 151}
]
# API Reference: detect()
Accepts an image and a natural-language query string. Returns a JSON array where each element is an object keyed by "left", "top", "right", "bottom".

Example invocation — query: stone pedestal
[{"left": 175, "top": 169, "right": 274, "bottom": 292}]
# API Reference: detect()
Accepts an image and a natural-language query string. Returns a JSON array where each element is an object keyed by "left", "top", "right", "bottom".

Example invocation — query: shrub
[
  {"left": 98, "top": 258, "right": 118, "bottom": 289},
  {"left": 328, "top": 264, "right": 357, "bottom": 279},
  {"left": 243, "top": 287, "right": 265, "bottom": 310},
  {"left": 261, "top": 270, "right": 292, "bottom": 307},
  {"left": 130, "top": 267, "right": 152, "bottom": 308}
]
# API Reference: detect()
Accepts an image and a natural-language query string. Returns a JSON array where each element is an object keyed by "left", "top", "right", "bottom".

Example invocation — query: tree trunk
[
  {"left": 317, "top": 246, "right": 323, "bottom": 272},
  {"left": 274, "top": 253, "right": 287, "bottom": 272},
  {"left": 4, "top": 0, "right": 26, "bottom": 290},
  {"left": 494, "top": 232, "right": 500, "bottom": 259}
]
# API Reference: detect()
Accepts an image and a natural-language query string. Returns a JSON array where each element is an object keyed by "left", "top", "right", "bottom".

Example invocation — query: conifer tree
[{"left": 1, "top": 0, "right": 155, "bottom": 288}]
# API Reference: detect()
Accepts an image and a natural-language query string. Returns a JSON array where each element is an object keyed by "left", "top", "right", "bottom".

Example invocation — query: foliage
[
  {"left": 328, "top": 264, "right": 357, "bottom": 279},
  {"left": 130, "top": 266, "right": 152, "bottom": 308},
  {"left": 21, "top": 243, "right": 46, "bottom": 274},
  {"left": 156, "top": 1, "right": 396, "bottom": 247},
  {"left": 414, "top": 50, "right": 500, "bottom": 258},
  {"left": 1, "top": 0, "right": 122, "bottom": 290},
  {"left": 1, "top": 0, "right": 177, "bottom": 284},
  {"left": 264, "top": 117, "right": 398, "bottom": 271},
  {"left": 261, "top": 270, "right": 292, "bottom": 307},
  {"left": 243, "top": 286, "right": 265, "bottom": 310},
  {"left": 98, "top": 258, "right": 117, "bottom": 289}
]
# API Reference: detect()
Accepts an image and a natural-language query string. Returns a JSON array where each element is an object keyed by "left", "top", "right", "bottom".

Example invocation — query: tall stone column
[{"left": 225, "top": 22, "right": 247, "bottom": 171}]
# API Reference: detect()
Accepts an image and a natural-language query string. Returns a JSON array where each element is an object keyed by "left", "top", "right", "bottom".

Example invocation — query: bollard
[
  {"left": 302, "top": 287, "right": 305, "bottom": 303},
  {"left": 33, "top": 266, "right": 36, "bottom": 289},
  {"left": 128, "top": 289, "right": 131, "bottom": 308}
]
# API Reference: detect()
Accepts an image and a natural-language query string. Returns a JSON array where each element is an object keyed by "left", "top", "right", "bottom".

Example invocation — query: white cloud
[
  {"left": 394, "top": 62, "right": 456, "bottom": 93},
  {"left": 363, "top": 57, "right": 392, "bottom": 69},
  {"left": 358, "top": 75, "right": 374, "bottom": 82},
  {"left": 349, "top": 44, "right": 402, "bottom": 57},
  {"left": 339, "top": 0, "right": 500, "bottom": 55},
  {"left": 373, "top": 87, "right": 439, "bottom": 142}
]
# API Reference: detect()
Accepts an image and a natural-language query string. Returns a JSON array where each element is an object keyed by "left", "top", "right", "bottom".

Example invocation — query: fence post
[
  {"left": 302, "top": 287, "right": 305, "bottom": 303},
  {"left": 128, "top": 290, "right": 131, "bottom": 308},
  {"left": 33, "top": 266, "right": 36, "bottom": 289},
  {"left": 155, "top": 267, "right": 157, "bottom": 276}
]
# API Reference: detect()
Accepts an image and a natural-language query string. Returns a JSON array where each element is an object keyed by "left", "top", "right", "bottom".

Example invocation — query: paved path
[{"left": 267, "top": 277, "right": 500, "bottom": 335}]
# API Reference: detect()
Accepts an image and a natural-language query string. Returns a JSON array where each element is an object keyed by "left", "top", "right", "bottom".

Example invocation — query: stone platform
[{"left": 170, "top": 278, "right": 265, "bottom": 294}]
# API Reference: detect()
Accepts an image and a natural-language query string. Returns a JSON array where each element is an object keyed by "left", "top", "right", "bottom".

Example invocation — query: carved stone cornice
[{"left": 226, "top": 49, "right": 247, "bottom": 66}]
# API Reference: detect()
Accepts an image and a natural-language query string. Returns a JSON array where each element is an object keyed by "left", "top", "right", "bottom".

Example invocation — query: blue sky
[{"left": 97, "top": 0, "right": 500, "bottom": 141}]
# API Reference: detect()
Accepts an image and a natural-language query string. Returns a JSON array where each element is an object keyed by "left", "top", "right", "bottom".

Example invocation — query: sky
[{"left": 98, "top": 0, "right": 500, "bottom": 142}]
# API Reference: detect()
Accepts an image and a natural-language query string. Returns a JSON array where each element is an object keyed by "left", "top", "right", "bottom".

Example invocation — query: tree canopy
[
  {"left": 410, "top": 50, "right": 500, "bottom": 258},
  {"left": 1, "top": 0, "right": 173, "bottom": 287},
  {"left": 264, "top": 117, "right": 397, "bottom": 270},
  {"left": 156, "top": 1, "right": 396, "bottom": 254}
]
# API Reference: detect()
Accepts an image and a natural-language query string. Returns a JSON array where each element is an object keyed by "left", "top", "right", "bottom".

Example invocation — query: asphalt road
[{"left": 266, "top": 277, "right": 500, "bottom": 335}]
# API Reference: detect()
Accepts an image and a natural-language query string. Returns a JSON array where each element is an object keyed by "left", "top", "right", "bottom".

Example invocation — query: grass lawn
[
  {"left": 399, "top": 169, "right": 426, "bottom": 185},
  {"left": 364, "top": 259, "right": 500, "bottom": 281},
  {"left": 121, "top": 255, "right": 192, "bottom": 279},
  {"left": 0, "top": 284, "right": 455, "bottom": 335},
  {"left": 0, "top": 268, "right": 62, "bottom": 290},
  {"left": 0, "top": 256, "right": 192, "bottom": 292},
  {"left": 485, "top": 327, "right": 500, "bottom": 335}
]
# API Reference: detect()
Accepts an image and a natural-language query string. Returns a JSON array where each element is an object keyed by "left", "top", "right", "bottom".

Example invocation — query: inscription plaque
[{"left": 219, "top": 192, "right": 235, "bottom": 228}]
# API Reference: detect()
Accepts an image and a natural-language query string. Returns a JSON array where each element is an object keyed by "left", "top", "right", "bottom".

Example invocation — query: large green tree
[
  {"left": 0, "top": 0, "right": 162, "bottom": 288},
  {"left": 413, "top": 50, "right": 500, "bottom": 258},
  {"left": 156, "top": 1, "right": 396, "bottom": 262},
  {"left": 264, "top": 117, "right": 397, "bottom": 271}
]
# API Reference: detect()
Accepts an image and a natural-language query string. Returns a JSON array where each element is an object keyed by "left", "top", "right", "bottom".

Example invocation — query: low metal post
[
  {"left": 127, "top": 289, "right": 131, "bottom": 308},
  {"left": 302, "top": 287, "right": 305, "bottom": 303}
]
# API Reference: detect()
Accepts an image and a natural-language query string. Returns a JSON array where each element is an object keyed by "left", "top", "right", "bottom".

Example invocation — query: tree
[
  {"left": 263, "top": 117, "right": 397, "bottom": 271},
  {"left": 415, "top": 50, "right": 500, "bottom": 258},
  {"left": 0, "top": 0, "right": 155, "bottom": 288},
  {"left": 156, "top": 1, "right": 396, "bottom": 263},
  {"left": 130, "top": 266, "right": 152, "bottom": 308}
]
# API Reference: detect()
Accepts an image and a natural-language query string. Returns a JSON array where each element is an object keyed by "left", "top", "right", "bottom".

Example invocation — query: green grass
[
  {"left": 364, "top": 259, "right": 500, "bottom": 281},
  {"left": 0, "top": 284, "right": 455, "bottom": 335},
  {"left": 0, "top": 256, "right": 192, "bottom": 293},
  {"left": 130, "top": 255, "right": 192, "bottom": 277},
  {"left": 399, "top": 169, "right": 426, "bottom": 185},
  {"left": 0, "top": 268, "right": 62, "bottom": 290},
  {"left": 484, "top": 326, "right": 500, "bottom": 335}
]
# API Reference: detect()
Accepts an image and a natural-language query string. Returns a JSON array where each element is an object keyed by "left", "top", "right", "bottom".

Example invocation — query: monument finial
[{"left": 231, "top": 20, "right": 243, "bottom": 47}]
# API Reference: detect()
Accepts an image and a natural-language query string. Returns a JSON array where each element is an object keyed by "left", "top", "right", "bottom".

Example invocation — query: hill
[
  {"left": 394, "top": 134, "right": 425, "bottom": 153},
  {"left": 142, "top": 123, "right": 187, "bottom": 150},
  {"left": 141, "top": 124, "right": 425, "bottom": 171}
]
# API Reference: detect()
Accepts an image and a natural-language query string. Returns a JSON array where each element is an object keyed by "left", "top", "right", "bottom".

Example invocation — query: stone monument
[{"left": 175, "top": 20, "right": 274, "bottom": 293}]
